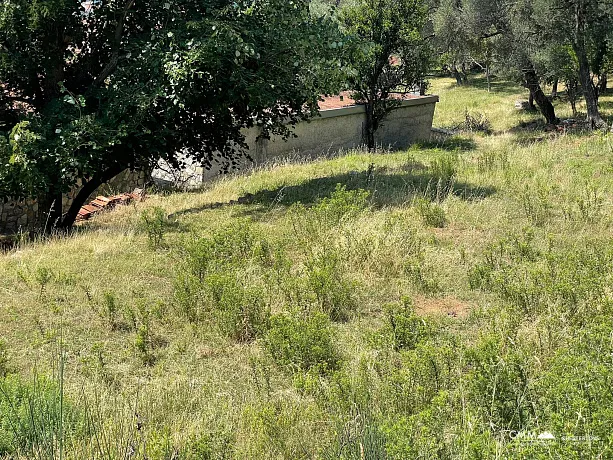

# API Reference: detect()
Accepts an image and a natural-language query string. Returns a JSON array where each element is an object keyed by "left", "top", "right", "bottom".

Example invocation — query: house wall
[{"left": 0, "top": 169, "right": 147, "bottom": 234}]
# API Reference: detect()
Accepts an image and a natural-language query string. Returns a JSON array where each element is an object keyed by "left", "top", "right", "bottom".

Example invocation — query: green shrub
[
  {"left": 140, "top": 206, "right": 169, "bottom": 248},
  {"left": 429, "top": 154, "right": 458, "bottom": 198},
  {"left": 304, "top": 249, "right": 359, "bottom": 322},
  {"left": 470, "top": 233, "right": 613, "bottom": 317},
  {"left": 34, "top": 266, "right": 53, "bottom": 298},
  {"left": 518, "top": 182, "right": 554, "bottom": 226},
  {"left": 182, "top": 220, "right": 258, "bottom": 280},
  {"left": 265, "top": 312, "right": 339, "bottom": 374},
  {"left": 313, "top": 184, "right": 370, "bottom": 225},
  {"left": 174, "top": 273, "right": 207, "bottom": 323},
  {"left": 0, "top": 373, "right": 84, "bottom": 456},
  {"left": 381, "top": 398, "right": 453, "bottom": 460},
  {"left": 182, "top": 430, "right": 234, "bottom": 460},
  {"left": 414, "top": 197, "right": 447, "bottom": 228},
  {"left": 403, "top": 253, "right": 439, "bottom": 294},
  {"left": 102, "top": 291, "right": 119, "bottom": 330},
  {"left": 135, "top": 321, "right": 155, "bottom": 366},
  {"left": 206, "top": 273, "right": 270, "bottom": 343},
  {"left": 386, "top": 297, "right": 430, "bottom": 351},
  {"left": 325, "top": 414, "right": 388, "bottom": 460},
  {"left": 562, "top": 184, "right": 604, "bottom": 223},
  {"left": 464, "top": 334, "right": 534, "bottom": 436}
]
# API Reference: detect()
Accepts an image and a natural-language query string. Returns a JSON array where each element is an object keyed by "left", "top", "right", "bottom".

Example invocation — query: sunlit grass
[{"left": 1, "top": 75, "right": 613, "bottom": 458}]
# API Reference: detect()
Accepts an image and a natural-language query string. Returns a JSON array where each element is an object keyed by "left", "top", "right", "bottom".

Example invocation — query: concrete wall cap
[{"left": 317, "top": 95, "right": 439, "bottom": 119}]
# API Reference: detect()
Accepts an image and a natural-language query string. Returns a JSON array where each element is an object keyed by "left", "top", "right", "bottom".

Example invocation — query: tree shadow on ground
[
  {"left": 594, "top": 100, "right": 613, "bottom": 116},
  {"left": 233, "top": 166, "right": 496, "bottom": 218},
  {"left": 419, "top": 136, "right": 477, "bottom": 152},
  {"left": 507, "top": 115, "right": 610, "bottom": 146}
]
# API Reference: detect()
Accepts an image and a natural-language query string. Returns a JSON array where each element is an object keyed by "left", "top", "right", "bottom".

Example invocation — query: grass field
[{"left": 2, "top": 74, "right": 613, "bottom": 458}]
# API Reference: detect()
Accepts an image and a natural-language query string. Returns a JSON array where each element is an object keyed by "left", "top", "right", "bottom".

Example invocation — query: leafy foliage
[
  {"left": 340, "top": 0, "right": 430, "bottom": 149},
  {"left": 0, "top": 0, "right": 347, "bottom": 227}
]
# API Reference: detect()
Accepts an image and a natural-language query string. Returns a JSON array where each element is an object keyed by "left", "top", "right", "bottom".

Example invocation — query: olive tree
[{"left": 530, "top": 0, "right": 613, "bottom": 127}]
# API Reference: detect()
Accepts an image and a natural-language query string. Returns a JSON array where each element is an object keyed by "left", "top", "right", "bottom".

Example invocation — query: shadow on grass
[
  {"left": 419, "top": 136, "right": 477, "bottom": 152},
  {"left": 507, "top": 114, "right": 610, "bottom": 146},
  {"left": 593, "top": 100, "right": 613, "bottom": 118},
  {"left": 233, "top": 168, "right": 496, "bottom": 217}
]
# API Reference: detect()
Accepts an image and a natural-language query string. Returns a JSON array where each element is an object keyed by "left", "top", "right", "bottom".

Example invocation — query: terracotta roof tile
[
  {"left": 318, "top": 91, "right": 419, "bottom": 111},
  {"left": 75, "top": 189, "right": 147, "bottom": 223}
]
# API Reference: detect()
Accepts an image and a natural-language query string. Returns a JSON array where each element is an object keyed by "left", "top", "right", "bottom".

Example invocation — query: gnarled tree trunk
[
  {"left": 522, "top": 60, "right": 558, "bottom": 125},
  {"left": 59, "top": 164, "right": 127, "bottom": 230},
  {"left": 576, "top": 49, "right": 606, "bottom": 128}
]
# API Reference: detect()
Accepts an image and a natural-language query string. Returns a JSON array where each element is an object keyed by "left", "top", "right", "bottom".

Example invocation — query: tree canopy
[
  {"left": 0, "top": 0, "right": 347, "bottom": 228},
  {"left": 429, "top": 0, "right": 613, "bottom": 127},
  {"left": 340, "top": 0, "right": 430, "bottom": 150}
]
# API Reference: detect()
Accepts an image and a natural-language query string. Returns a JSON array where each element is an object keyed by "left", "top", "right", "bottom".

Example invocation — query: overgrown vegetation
[{"left": 2, "top": 77, "right": 613, "bottom": 458}]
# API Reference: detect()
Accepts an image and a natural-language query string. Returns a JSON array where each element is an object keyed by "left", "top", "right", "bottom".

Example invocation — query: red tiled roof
[{"left": 318, "top": 91, "right": 420, "bottom": 111}]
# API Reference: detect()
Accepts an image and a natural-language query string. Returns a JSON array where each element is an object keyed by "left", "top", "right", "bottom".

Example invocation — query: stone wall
[
  {"left": 153, "top": 95, "right": 438, "bottom": 186},
  {"left": 0, "top": 169, "right": 147, "bottom": 234}
]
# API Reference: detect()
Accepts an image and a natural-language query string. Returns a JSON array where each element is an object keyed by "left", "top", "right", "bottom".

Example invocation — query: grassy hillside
[{"left": 2, "top": 75, "right": 613, "bottom": 458}]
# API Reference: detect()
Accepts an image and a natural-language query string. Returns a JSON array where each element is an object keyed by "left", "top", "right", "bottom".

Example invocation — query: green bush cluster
[
  {"left": 140, "top": 206, "right": 170, "bottom": 248},
  {"left": 264, "top": 312, "right": 339, "bottom": 375},
  {"left": 429, "top": 154, "right": 458, "bottom": 198},
  {"left": 175, "top": 188, "right": 367, "bottom": 345},
  {"left": 173, "top": 221, "right": 271, "bottom": 342},
  {"left": 304, "top": 249, "right": 358, "bottom": 322},
  {"left": 414, "top": 197, "right": 447, "bottom": 228}
]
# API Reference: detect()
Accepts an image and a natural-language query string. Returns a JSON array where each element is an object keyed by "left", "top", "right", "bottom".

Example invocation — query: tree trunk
[
  {"left": 486, "top": 65, "right": 491, "bottom": 92},
  {"left": 576, "top": 51, "right": 606, "bottom": 128},
  {"left": 363, "top": 100, "right": 376, "bottom": 151},
  {"left": 461, "top": 63, "right": 468, "bottom": 84},
  {"left": 452, "top": 64, "right": 462, "bottom": 85},
  {"left": 522, "top": 60, "right": 558, "bottom": 124},
  {"left": 59, "top": 165, "right": 127, "bottom": 230},
  {"left": 567, "top": 79, "right": 578, "bottom": 117},
  {"left": 573, "top": 3, "right": 606, "bottom": 129},
  {"left": 528, "top": 91, "right": 535, "bottom": 109},
  {"left": 552, "top": 79, "right": 558, "bottom": 99}
]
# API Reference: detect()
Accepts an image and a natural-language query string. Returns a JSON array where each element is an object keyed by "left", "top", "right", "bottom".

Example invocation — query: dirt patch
[{"left": 414, "top": 295, "right": 472, "bottom": 318}]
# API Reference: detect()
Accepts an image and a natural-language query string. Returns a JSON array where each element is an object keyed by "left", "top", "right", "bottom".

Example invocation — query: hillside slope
[{"left": 1, "top": 76, "right": 613, "bottom": 458}]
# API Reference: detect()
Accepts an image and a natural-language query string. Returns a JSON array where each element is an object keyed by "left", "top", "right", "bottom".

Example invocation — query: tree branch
[{"left": 92, "top": 0, "right": 136, "bottom": 87}]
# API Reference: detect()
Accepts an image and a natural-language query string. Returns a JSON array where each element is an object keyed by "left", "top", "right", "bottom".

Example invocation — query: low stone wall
[
  {"left": 249, "top": 95, "right": 438, "bottom": 163},
  {"left": 0, "top": 169, "right": 147, "bottom": 234},
  {"left": 153, "top": 95, "right": 438, "bottom": 186}
]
